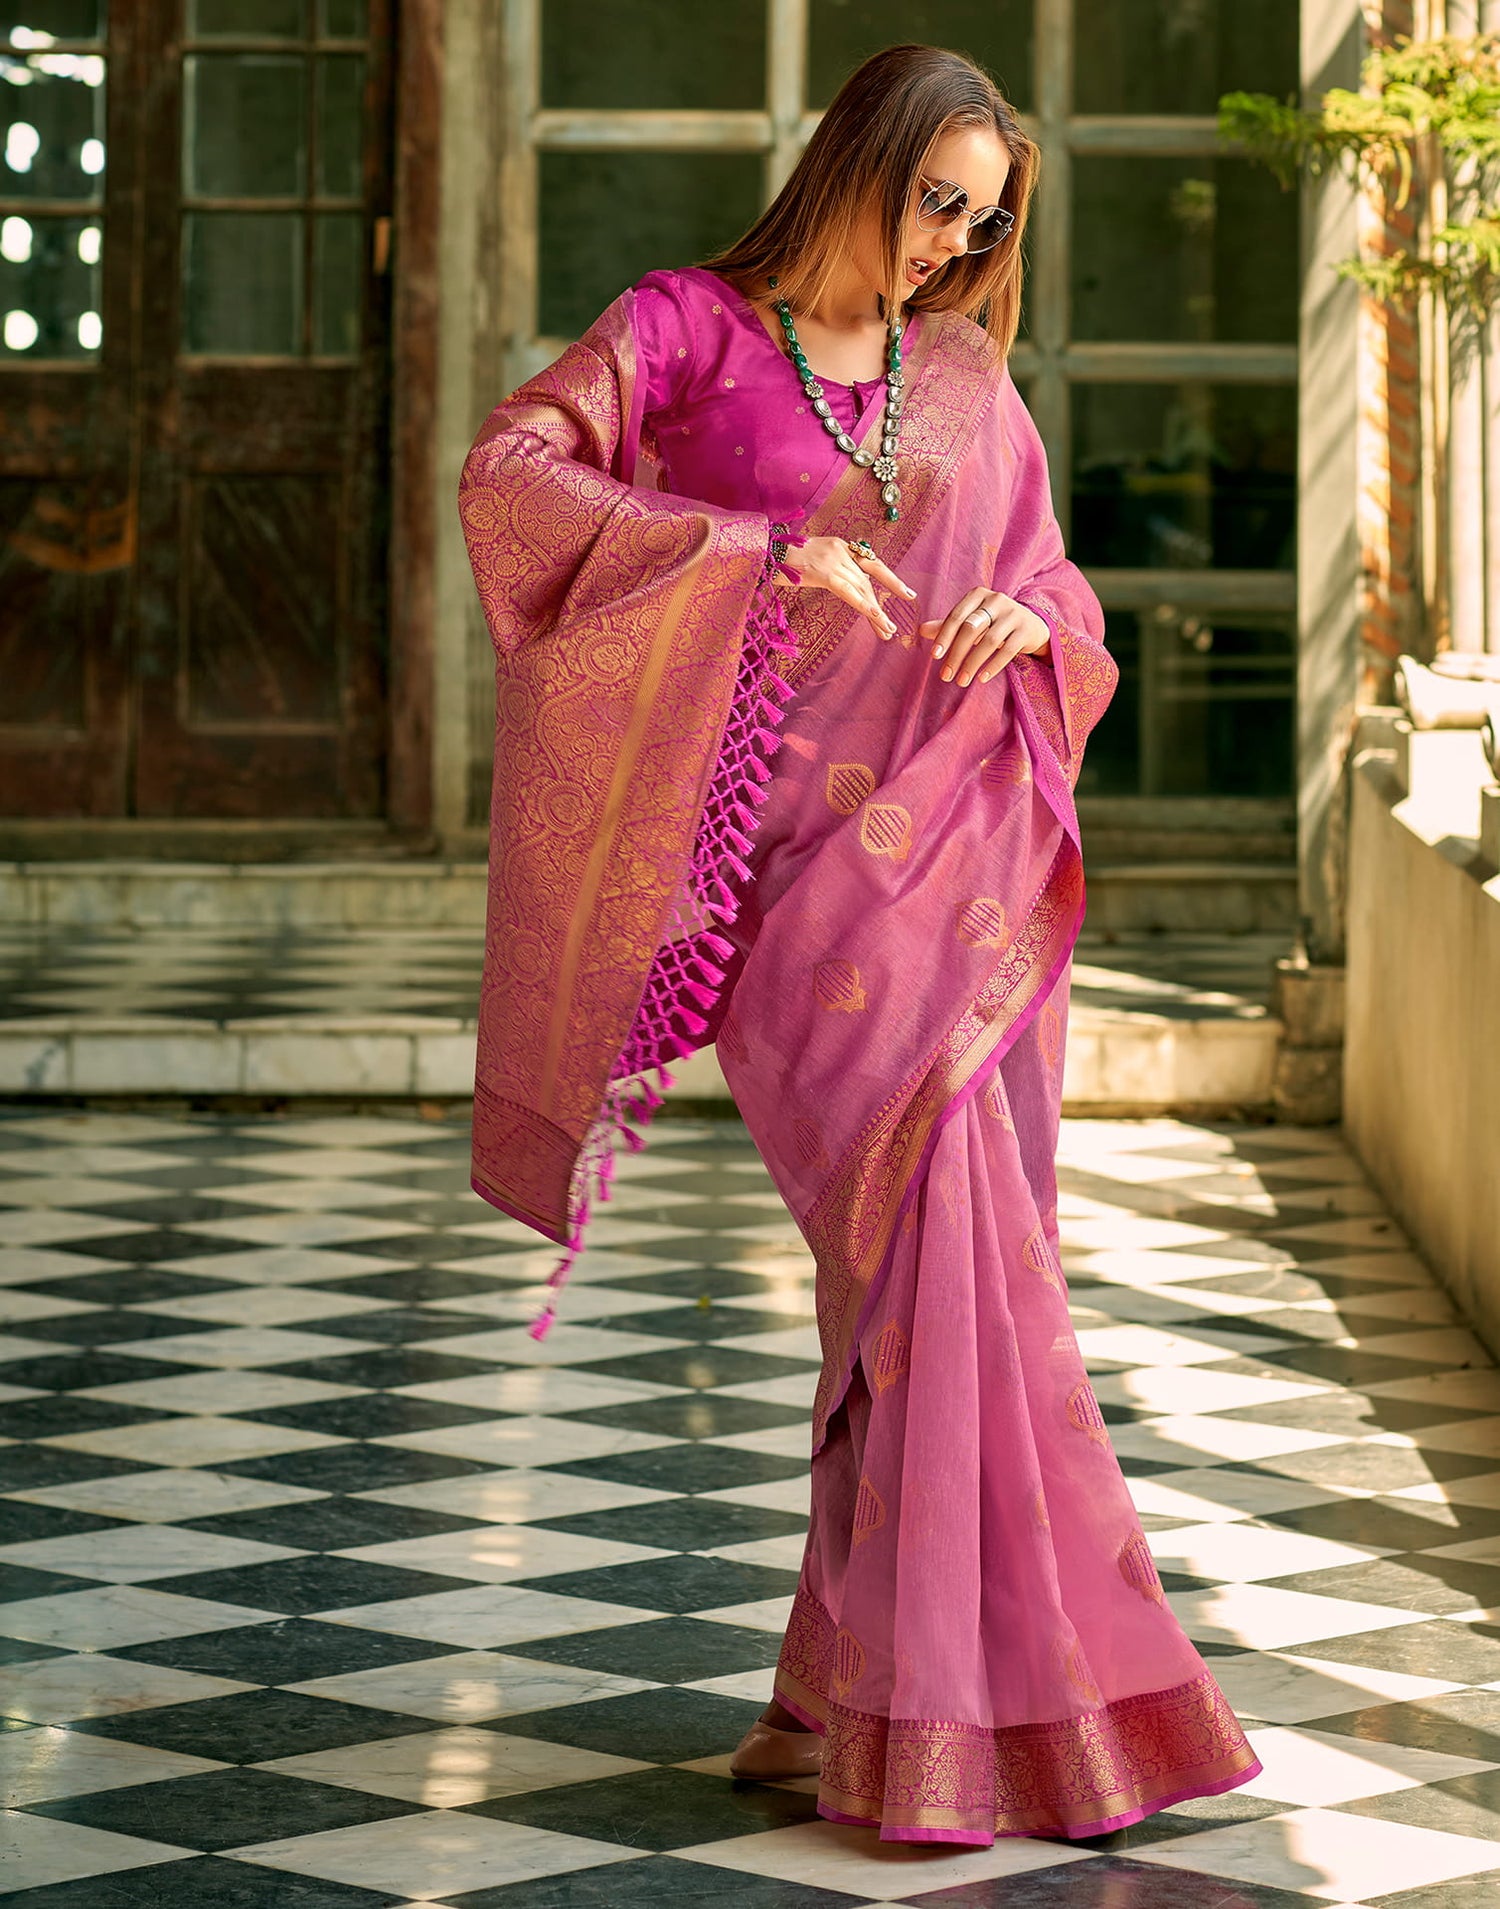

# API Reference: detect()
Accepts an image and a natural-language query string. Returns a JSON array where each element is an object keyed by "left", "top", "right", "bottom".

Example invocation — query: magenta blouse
[{"left": 632, "top": 265, "right": 921, "bottom": 529}]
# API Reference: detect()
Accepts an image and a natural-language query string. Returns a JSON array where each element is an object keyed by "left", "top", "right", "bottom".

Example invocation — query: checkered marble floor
[{"left": 0, "top": 1107, "right": 1497, "bottom": 1908}]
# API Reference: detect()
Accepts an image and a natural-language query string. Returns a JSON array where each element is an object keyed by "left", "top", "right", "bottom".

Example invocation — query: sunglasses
[{"left": 916, "top": 175, "right": 1015, "bottom": 253}]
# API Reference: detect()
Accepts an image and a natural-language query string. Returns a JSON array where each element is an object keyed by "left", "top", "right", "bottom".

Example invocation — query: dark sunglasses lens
[
  {"left": 968, "top": 208, "right": 1014, "bottom": 252},
  {"left": 918, "top": 185, "right": 965, "bottom": 228}
]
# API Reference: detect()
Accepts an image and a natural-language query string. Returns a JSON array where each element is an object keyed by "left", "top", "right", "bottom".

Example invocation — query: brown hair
[{"left": 703, "top": 43, "right": 1037, "bottom": 355}]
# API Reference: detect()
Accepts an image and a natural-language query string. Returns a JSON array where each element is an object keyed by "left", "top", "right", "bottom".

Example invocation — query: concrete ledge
[
  {"left": 0, "top": 862, "right": 490, "bottom": 930},
  {"left": 0, "top": 1001, "right": 1283, "bottom": 1115},
  {"left": 1345, "top": 720, "right": 1500, "bottom": 1356}
]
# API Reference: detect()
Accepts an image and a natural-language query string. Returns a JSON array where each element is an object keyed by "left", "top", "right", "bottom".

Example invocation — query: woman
[{"left": 459, "top": 43, "right": 1261, "bottom": 1845}]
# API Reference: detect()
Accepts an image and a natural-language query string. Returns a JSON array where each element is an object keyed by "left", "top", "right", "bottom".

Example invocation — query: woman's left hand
[{"left": 919, "top": 589, "right": 1050, "bottom": 687}]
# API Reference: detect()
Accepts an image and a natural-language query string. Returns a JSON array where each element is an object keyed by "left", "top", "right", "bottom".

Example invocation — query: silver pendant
[
  {"left": 852, "top": 449, "right": 875, "bottom": 468},
  {"left": 812, "top": 397, "right": 832, "bottom": 418},
  {"left": 836, "top": 433, "right": 856, "bottom": 454},
  {"left": 873, "top": 456, "right": 898, "bottom": 482}
]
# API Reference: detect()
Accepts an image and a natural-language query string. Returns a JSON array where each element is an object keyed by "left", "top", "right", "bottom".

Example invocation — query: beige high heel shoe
[{"left": 728, "top": 1719, "right": 824, "bottom": 1781}]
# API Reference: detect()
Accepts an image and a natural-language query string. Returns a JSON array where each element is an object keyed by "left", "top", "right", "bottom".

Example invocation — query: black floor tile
[
  {"left": 1280, "top": 1618, "right": 1500, "bottom": 1684},
  {"left": 446, "top": 1853, "right": 859, "bottom": 1908},
  {"left": 1266, "top": 1495, "right": 1500, "bottom": 1551},
  {"left": 0, "top": 1635, "right": 69, "bottom": 1663},
  {"left": 150, "top": 1553, "right": 479, "bottom": 1615},
  {"left": 26, "top": 1765, "right": 420, "bottom": 1851},
  {"left": 0, "top": 1561, "right": 101, "bottom": 1605},
  {"left": 307, "top": 1266, "right": 516, "bottom": 1303},
  {"left": 1364, "top": 1875, "right": 1500, "bottom": 1909},
  {"left": 1337, "top": 1767, "right": 1500, "bottom": 1838},
  {"left": 510, "top": 1617, "right": 784, "bottom": 1684},
  {"left": 0, "top": 1445, "right": 153, "bottom": 1492},
  {"left": 184, "top": 1494, "right": 480, "bottom": 1553},
  {"left": 112, "top": 1616, "right": 462, "bottom": 1684},
  {"left": 220, "top": 1443, "right": 490, "bottom": 1494},
  {"left": 296, "top": 1306, "right": 500, "bottom": 1343},
  {"left": 547, "top": 1443, "right": 807, "bottom": 1495},
  {"left": 574, "top": 1345, "right": 817, "bottom": 1392},
  {"left": 598, "top": 1304, "right": 811, "bottom": 1344},
  {"left": 12, "top": 1267, "right": 240, "bottom": 1307},
  {"left": 0, "top": 1500, "right": 124, "bottom": 1543},
  {"left": 497, "top": 1684, "right": 761, "bottom": 1762},
  {"left": 510, "top": 1552, "right": 801, "bottom": 1616},
  {"left": 47, "top": 1229, "right": 254, "bottom": 1263},
  {"left": 537, "top": 1498, "right": 806, "bottom": 1552},
  {"left": 318, "top": 1232, "right": 517, "bottom": 1264},
  {"left": 561, "top": 1395, "right": 808, "bottom": 1440},
  {"left": 919, "top": 1855, "right": 1329, "bottom": 1907},
  {"left": 269, "top": 1347, "right": 502, "bottom": 1389},
  {"left": 1262, "top": 1553, "right": 1500, "bottom": 1617},
  {"left": 67, "top": 1195, "right": 281, "bottom": 1229},
  {"left": 1312, "top": 1687, "right": 1500, "bottom": 1762},
  {"left": 0, "top": 1396, "right": 176, "bottom": 1439},
  {"left": 0, "top": 1350, "right": 192, "bottom": 1392},
  {"left": 1215, "top": 1392, "right": 1483, "bottom": 1434},
  {"left": 0, "top": 1869, "right": 396, "bottom": 1909},
  {"left": 470, "top": 1760, "right": 818, "bottom": 1849},
  {"left": 236, "top": 1392, "right": 497, "bottom": 1440},
  {"left": 606, "top": 1266, "right": 789, "bottom": 1302},
  {"left": 75, "top": 1686, "right": 439, "bottom": 1761},
  {"left": 4, "top": 1309, "right": 209, "bottom": 1348}
]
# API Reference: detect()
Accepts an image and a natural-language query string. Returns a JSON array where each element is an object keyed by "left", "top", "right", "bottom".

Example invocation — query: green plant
[{"left": 1221, "top": 34, "right": 1500, "bottom": 314}]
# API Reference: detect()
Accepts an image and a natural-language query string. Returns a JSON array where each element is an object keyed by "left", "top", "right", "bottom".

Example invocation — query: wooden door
[{"left": 0, "top": 0, "right": 392, "bottom": 821}]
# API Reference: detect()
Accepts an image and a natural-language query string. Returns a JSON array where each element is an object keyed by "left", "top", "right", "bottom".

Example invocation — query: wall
[{"left": 1344, "top": 711, "right": 1500, "bottom": 1354}]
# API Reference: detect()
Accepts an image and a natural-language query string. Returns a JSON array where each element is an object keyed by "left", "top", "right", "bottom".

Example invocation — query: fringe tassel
[{"left": 528, "top": 562, "right": 798, "bottom": 1340}]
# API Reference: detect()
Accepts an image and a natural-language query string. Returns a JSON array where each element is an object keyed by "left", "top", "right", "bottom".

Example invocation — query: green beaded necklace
[{"left": 768, "top": 277, "right": 905, "bottom": 523}]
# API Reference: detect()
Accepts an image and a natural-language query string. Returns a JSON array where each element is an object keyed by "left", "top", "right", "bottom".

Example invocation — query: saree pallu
[{"left": 460, "top": 275, "right": 1261, "bottom": 1843}]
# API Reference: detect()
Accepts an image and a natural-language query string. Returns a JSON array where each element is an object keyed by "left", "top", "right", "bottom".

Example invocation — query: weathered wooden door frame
[{"left": 0, "top": 0, "right": 442, "bottom": 856}]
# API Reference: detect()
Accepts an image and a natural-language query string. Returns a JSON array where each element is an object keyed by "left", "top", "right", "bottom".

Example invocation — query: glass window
[
  {"left": 319, "top": 0, "right": 366, "bottom": 33},
  {"left": 316, "top": 54, "right": 364, "bottom": 198},
  {"left": 809, "top": 1, "right": 1033, "bottom": 112},
  {"left": 188, "top": 0, "right": 306, "bottom": 36},
  {"left": 0, "top": 212, "right": 100, "bottom": 357},
  {"left": 184, "top": 55, "right": 308, "bottom": 199},
  {"left": 0, "top": 55, "right": 106, "bottom": 202},
  {"left": 1072, "top": 156, "right": 1297, "bottom": 344},
  {"left": 183, "top": 211, "right": 302, "bottom": 353},
  {"left": 1074, "top": 0, "right": 1298, "bottom": 116},
  {"left": 1071, "top": 382, "right": 1296, "bottom": 572},
  {"left": 539, "top": 150, "right": 763, "bottom": 338},
  {"left": 1079, "top": 608, "right": 1295, "bottom": 798},
  {"left": 0, "top": 1, "right": 100, "bottom": 34},
  {"left": 543, "top": 0, "right": 765, "bottom": 111},
  {"left": 313, "top": 209, "right": 360, "bottom": 354}
]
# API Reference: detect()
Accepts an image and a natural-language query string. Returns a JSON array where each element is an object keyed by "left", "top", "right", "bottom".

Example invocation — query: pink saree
[{"left": 460, "top": 265, "right": 1261, "bottom": 1843}]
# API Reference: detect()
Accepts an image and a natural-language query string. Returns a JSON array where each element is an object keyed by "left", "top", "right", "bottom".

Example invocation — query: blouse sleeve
[{"left": 629, "top": 269, "right": 699, "bottom": 423}]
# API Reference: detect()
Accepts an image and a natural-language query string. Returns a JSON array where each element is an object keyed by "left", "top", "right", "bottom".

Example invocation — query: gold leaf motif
[
  {"left": 825, "top": 761, "right": 877, "bottom": 816},
  {"left": 1022, "top": 1225, "right": 1062, "bottom": 1291},
  {"left": 792, "top": 1117, "right": 830, "bottom": 1171},
  {"left": 873, "top": 1317, "right": 911, "bottom": 1392},
  {"left": 982, "top": 1075, "right": 1015, "bottom": 1131},
  {"left": 831, "top": 1626, "right": 867, "bottom": 1698},
  {"left": 859, "top": 802, "right": 912, "bottom": 862},
  {"left": 852, "top": 1475, "right": 887, "bottom": 1546},
  {"left": 1038, "top": 1002, "right": 1062, "bottom": 1066},
  {"left": 955, "top": 897, "right": 1008, "bottom": 947},
  {"left": 813, "top": 959, "right": 868, "bottom": 1013},
  {"left": 1118, "top": 1531, "right": 1165, "bottom": 1604},
  {"left": 980, "top": 748, "right": 1031, "bottom": 788},
  {"left": 1066, "top": 1380, "right": 1110, "bottom": 1446}
]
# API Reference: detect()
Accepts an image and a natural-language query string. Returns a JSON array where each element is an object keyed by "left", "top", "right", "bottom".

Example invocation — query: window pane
[
  {"left": 319, "top": 0, "right": 366, "bottom": 33},
  {"left": 1075, "top": 0, "right": 1298, "bottom": 115},
  {"left": 1072, "top": 156, "right": 1297, "bottom": 343},
  {"left": 0, "top": 1, "right": 100, "bottom": 35},
  {"left": 313, "top": 209, "right": 359, "bottom": 353},
  {"left": 316, "top": 54, "right": 364, "bottom": 197},
  {"left": 183, "top": 211, "right": 302, "bottom": 353},
  {"left": 1078, "top": 608, "right": 1294, "bottom": 798},
  {"left": 185, "top": 55, "right": 307, "bottom": 198},
  {"left": 538, "top": 150, "right": 763, "bottom": 339},
  {"left": 809, "top": 3, "right": 1033, "bottom": 113},
  {"left": 1071, "top": 383, "right": 1295, "bottom": 571},
  {"left": 188, "top": 0, "right": 307, "bottom": 36},
  {"left": 0, "top": 55, "right": 105, "bottom": 201},
  {"left": 542, "top": 0, "right": 765, "bottom": 111},
  {"left": 0, "top": 213, "right": 100, "bottom": 358}
]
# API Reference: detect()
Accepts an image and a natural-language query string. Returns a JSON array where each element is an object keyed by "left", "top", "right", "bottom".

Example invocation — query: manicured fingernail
[
  {"left": 934, "top": 645, "right": 946, "bottom": 659},
  {"left": 904, "top": 586, "right": 917, "bottom": 599},
  {"left": 941, "top": 668, "right": 953, "bottom": 681}
]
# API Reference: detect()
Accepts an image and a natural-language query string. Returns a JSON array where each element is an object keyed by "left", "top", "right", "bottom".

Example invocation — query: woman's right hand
[{"left": 779, "top": 535, "right": 916, "bottom": 641}]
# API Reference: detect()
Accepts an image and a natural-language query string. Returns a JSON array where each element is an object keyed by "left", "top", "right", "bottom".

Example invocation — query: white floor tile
[
  {"left": 78, "top": 1371, "right": 360, "bottom": 1415},
  {"left": 1167, "top": 1582, "right": 1429, "bottom": 1651},
  {"left": 355, "top": 1467, "right": 672, "bottom": 1524},
  {"left": 290, "top": 1650, "right": 654, "bottom": 1722},
  {"left": 334, "top": 1524, "right": 669, "bottom": 1585},
  {"left": 316, "top": 1582, "right": 662, "bottom": 1647},
  {"left": 9, "top": 1467, "right": 325, "bottom": 1523},
  {"left": 1107, "top": 1415, "right": 1351, "bottom": 1466},
  {"left": 41, "top": 1415, "right": 342, "bottom": 1466},
  {"left": 107, "top": 1325, "right": 382, "bottom": 1368},
  {"left": 1, "top": 1652, "right": 254, "bottom": 1724},
  {"left": 232, "top": 1808, "right": 639, "bottom": 1896},
  {"left": 1209, "top": 1650, "right": 1465, "bottom": 1725},
  {"left": 1238, "top": 1724, "right": 1499, "bottom": 1805},
  {"left": 1092, "top": 1365, "right": 1329, "bottom": 1417},
  {"left": 257, "top": 1726, "right": 649, "bottom": 1805},
  {"left": 141, "top": 1286, "right": 390, "bottom": 1327},
  {"left": 1147, "top": 1521, "right": 1392, "bottom": 1583},
  {"left": 397, "top": 1369, "right": 682, "bottom": 1415},
  {"left": 0, "top": 1725, "right": 225, "bottom": 1805},
  {"left": 0, "top": 1810, "right": 191, "bottom": 1891},
  {"left": 1130, "top": 1804, "right": 1500, "bottom": 1900},
  {"left": 0, "top": 1524, "right": 298, "bottom": 1584},
  {"left": 672, "top": 1818, "right": 1094, "bottom": 1895},
  {"left": 374, "top": 1414, "right": 681, "bottom": 1467},
  {"left": 0, "top": 1584, "right": 272, "bottom": 1651}
]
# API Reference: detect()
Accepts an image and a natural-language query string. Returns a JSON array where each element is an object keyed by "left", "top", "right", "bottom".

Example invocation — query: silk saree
[{"left": 459, "top": 265, "right": 1261, "bottom": 1842}]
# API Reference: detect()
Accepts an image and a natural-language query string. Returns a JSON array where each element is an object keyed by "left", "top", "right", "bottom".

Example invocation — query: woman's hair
[{"left": 703, "top": 44, "right": 1037, "bottom": 354}]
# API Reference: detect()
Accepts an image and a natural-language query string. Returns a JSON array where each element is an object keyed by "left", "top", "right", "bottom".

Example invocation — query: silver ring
[{"left": 969, "top": 605, "right": 994, "bottom": 631}]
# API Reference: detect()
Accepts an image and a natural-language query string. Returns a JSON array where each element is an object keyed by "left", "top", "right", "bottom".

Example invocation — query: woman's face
[{"left": 861, "top": 122, "right": 1012, "bottom": 299}]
